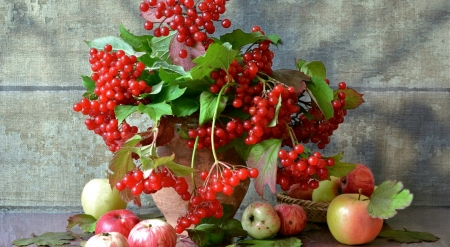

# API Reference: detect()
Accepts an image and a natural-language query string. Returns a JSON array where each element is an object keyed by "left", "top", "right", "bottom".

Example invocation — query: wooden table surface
[{"left": 1, "top": 206, "right": 448, "bottom": 247}]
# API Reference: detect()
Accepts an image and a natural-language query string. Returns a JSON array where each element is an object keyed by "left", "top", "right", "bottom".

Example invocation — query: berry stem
[{"left": 190, "top": 135, "right": 200, "bottom": 189}]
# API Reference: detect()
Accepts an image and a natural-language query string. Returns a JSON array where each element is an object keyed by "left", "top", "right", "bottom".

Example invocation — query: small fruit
[
  {"left": 128, "top": 219, "right": 177, "bottom": 247},
  {"left": 327, "top": 192, "right": 383, "bottom": 245},
  {"left": 286, "top": 183, "right": 313, "bottom": 200},
  {"left": 274, "top": 204, "right": 307, "bottom": 236},
  {"left": 312, "top": 176, "right": 340, "bottom": 203},
  {"left": 340, "top": 164, "right": 375, "bottom": 197},
  {"left": 95, "top": 209, "right": 141, "bottom": 238},
  {"left": 241, "top": 201, "right": 281, "bottom": 239},
  {"left": 81, "top": 178, "right": 127, "bottom": 219},
  {"left": 85, "top": 232, "right": 129, "bottom": 247}
]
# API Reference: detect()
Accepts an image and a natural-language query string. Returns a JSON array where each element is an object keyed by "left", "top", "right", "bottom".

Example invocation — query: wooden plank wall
[{"left": 1, "top": 1, "right": 449, "bottom": 212}]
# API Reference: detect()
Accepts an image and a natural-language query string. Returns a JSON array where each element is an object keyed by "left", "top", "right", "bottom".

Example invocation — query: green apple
[
  {"left": 241, "top": 201, "right": 281, "bottom": 239},
  {"left": 311, "top": 176, "right": 340, "bottom": 203},
  {"left": 327, "top": 193, "right": 383, "bottom": 245},
  {"left": 81, "top": 178, "right": 127, "bottom": 219}
]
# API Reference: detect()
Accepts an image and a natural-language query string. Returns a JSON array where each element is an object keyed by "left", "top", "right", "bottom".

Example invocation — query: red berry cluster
[
  {"left": 186, "top": 118, "right": 245, "bottom": 150},
  {"left": 116, "top": 166, "right": 191, "bottom": 200},
  {"left": 243, "top": 85, "right": 300, "bottom": 145},
  {"left": 72, "top": 44, "right": 152, "bottom": 152},
  {"left": 291, "top": 81, "right": 348, "bottom": 149},
  {"left": 140, "top": 0, "right": 231, "bottom": 56},
  {"left": 174, "top": 166, "right": 259, "bottom": 233},
  {"left": 276, "top": 144, "right": 336, "bottom": 191}
]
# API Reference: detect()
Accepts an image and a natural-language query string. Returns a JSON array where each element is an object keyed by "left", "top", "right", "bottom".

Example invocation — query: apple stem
[{"left": 358, "top": 188, "right": 362, "bottom": 200}]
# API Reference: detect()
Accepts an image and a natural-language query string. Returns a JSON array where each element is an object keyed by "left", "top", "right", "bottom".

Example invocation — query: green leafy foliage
[
  {"left": 305, "top": 77, "right": 334, "bottom": 120},
  {"left": 299, "top": 60, "right": 327, "bottom": 79},
  {"left": 81, "top": 75, "right": 96, "bottom": 99},
  {"left": 334, "top": 88, "right": 365, "bottom": 110},
  {"left": 368, "top": 180, "right": 414, "bottom": 219},
  {"left": 170, "top": 97, "right": 199, "bottom": 117},
  {"left": 228, "top": 237, "right": 302, "bottom": 247},
  {"left": 12, "top": 232, "right": 75, "bottom": 247},
  {"left": 149, "top": 154, "right": 195, "bottom": 176},
  {"left": 247, "top": 139, "right": 282, "bottom": 198},
  {"left": 325, "top": 152, "right": 357, "bottom": 179},
  {"left": 378, "top": 229, "right": 439, "bottom": 243},
  {"left": 119, "top": 24, "right": 152, "bottom": 52},
  {"left": 85, "top": 36, "right": 135, "bottom": 55},
  {"left": 219, "top": 29, "right": 281, "bottom": 49},
  {"left": 189, "top": 42, "right": 238, "bottom": 80},
  {"left": 115, "top": 105, "right": 138, "bottom": 125},
  {"left": 187, "top": 204, "right": 248, "bottom": 246},
  {"left": 138, "top": 102, "right": 172, "bottom": 122},
  {"left": 66, "top": 214, "right": 97, "bottom": 233},
  {"left": 149, "top": 31, "right": 176, "bottom": 62},
  {"left": 108, "top": 136, "right": 142, "bottom": 190},
  {"left": 199, "top": 91, "right": 228, "bottom": 125}
]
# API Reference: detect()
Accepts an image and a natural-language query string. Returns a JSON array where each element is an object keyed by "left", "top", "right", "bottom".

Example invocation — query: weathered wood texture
[{"left": 1, "top": 0, "right": 449, "bottom": 211}]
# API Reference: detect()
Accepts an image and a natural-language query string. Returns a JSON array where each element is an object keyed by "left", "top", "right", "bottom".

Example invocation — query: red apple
[
  {"left": 327, "top": 193, "right": 383, "bottom": 245},
  {"left": 274, "top": 204, "right": 307, "bottom": 236},
  {"left": 340, "top": 164, "right": 375, "bottom": 197},
  {"left": 95, "top": 209, "right": 141, "bottom": 238},
  {"left": 85, "top": 232, "right": 129, "bottom": 247},
  {"left": 241, "top": 201, "right": 281, "bottom": 239},
  {"left": 127, "top": 219, "right": 177, "bottom": 247},
  {"left": 286, "top": 183, "right": 314, "bottom": 200}
]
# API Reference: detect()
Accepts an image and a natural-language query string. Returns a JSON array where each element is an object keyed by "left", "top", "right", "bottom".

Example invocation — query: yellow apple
[{"left": 81, "top": 178, "right": 127, "bottom": 219}]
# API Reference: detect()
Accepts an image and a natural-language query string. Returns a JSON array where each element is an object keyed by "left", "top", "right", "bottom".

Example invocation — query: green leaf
[
  {"left": 368, "top": 180, "right": 414, "bottom": 219},
  {"left": 85, "top": 36, "right": 135, "bottom": 55},
  {"left": 199, "top": 91, "right": 228, "bottom": 125},
  {"left": 325, "top": 152, "right": 357, "bottom": 179},
  {"left": 151, "top": 84, "right": 186, "bottom": 103},
  {"left": 193, "top": 224, "right": 224, "bottom": 245},
  {"left": 220, "top": 218, "right": 248, "bottom": 239},
  {"left": 247, "top": 139, "right": 282, "bottom": 198},
  {"left": 187, "top": 228, "right": 210, "bottom": 247},
  {"left": 149, "top": 31, "right": 176, "bottom": 62},
  {"left": 334, "top": 87, "right": 365, "bottom": 110},
  {"left": 81, "top": 75, "right": 96, "bottom": 94},
  {"left": 138, "top": 102, "right": 172, "bottom": 122},
  {"left": 66, "top": 214, "right": 97, "bottom": 233},
  {"left": 300, "top": 60, "right": 327, "bottom": 79},
  {"left": 378, "top": 229, "right": 439, "bottom": 243},
  {"left": 108, "top": 136, "right": 141, "bottom": 191},
  {"left": 119, "top": 24, "right": 152, "bottom": 52},
  {"left": 267, "top": 95, "right": 282, "bottom": 127},
  {"left": 189, "top": 42, "right": 238, "bottom": 80},
  {"left": 170, "top": 97, "right": 199, "bottom": 117},
  {"left": 219, "top": 29, "right": 266, "bottom": 49},
  {"left": 305, "top": 78, "right": 334, "bottom": 120},
  {"left": 12, "top": 232, "right": 75, "bottom": 246},
  {"left": 115, "top": 105, "right": 138, "bottom": 125},
  {"left": 231, "top": 237, "right": 302, "bottom": 247},
  {"left": 149, "top": 61, "right": 187, "bottom": 76},
  {"left": 163, "top": 160, "right": 196, "bottom": 176}
]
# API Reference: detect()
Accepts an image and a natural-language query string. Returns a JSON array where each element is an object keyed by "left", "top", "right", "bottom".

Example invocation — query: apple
[
  {"left": 286, "top": 183, "right": 314, "bottom": 200},
  {"left": 81, "top": 178, "right": 127, "bottom": 219},
  {"left": 340, "top": 164, "right": 375, "bottom": 197},
  {"left": 241, "top": 201, "right": 281, "bottom": 239},
  {"left": 274, "top": 204, "right": 307, "bottom": 236},
  {"left": 128, "top": 219, "right": 178, "bottom": 247},
  {"left": 95, "top": 209, "right": 141, "bottom": 238},
  {"left": 312, "top": 176, "right": 340, "bottom": 203},
  {"left": 85, "top": 232, "right": 129, "bottom": 247},
  {"left": 327, "top": 192, "right": 383, "bottom": 245}
]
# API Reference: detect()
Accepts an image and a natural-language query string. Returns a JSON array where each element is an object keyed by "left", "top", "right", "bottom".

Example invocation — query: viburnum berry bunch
[{"left": 73, "top": 0, "right": 364, "bottom": 233}]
